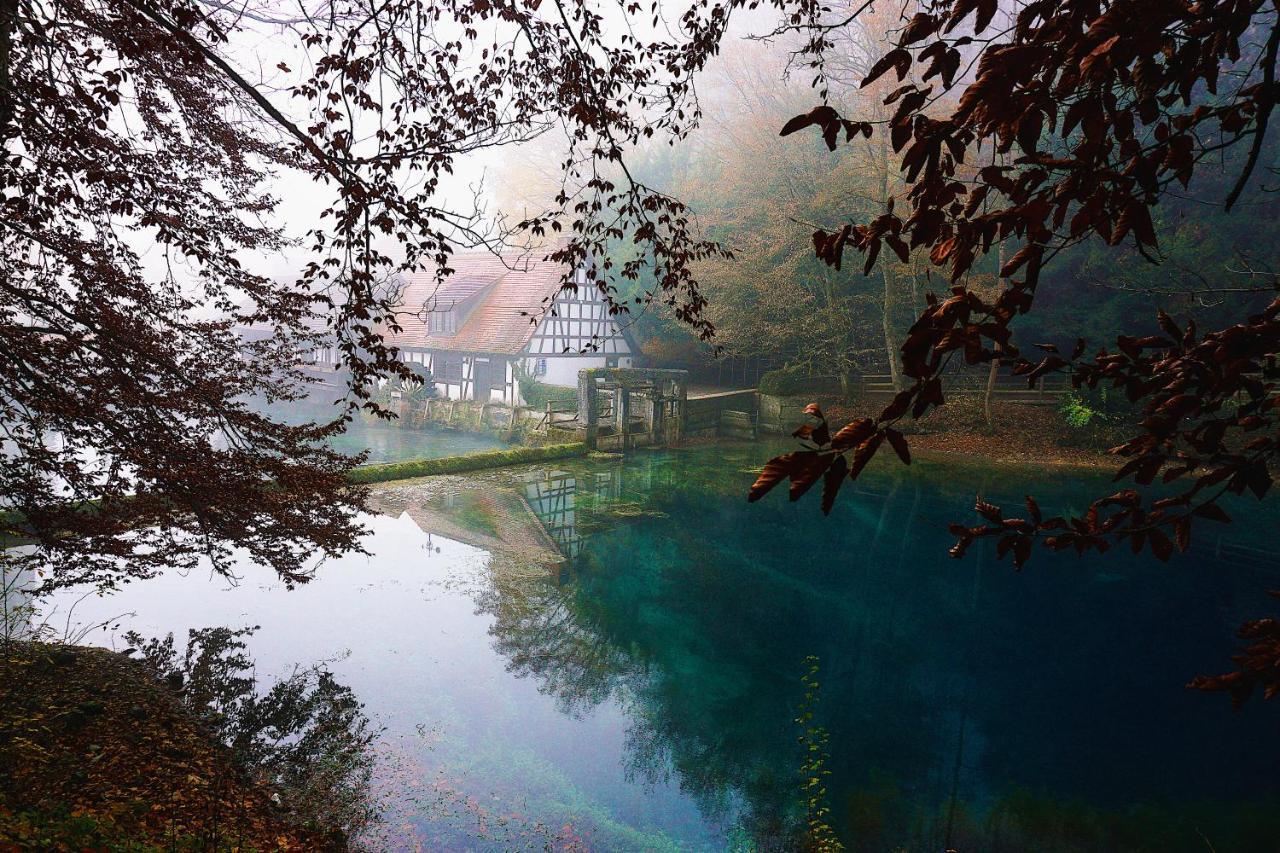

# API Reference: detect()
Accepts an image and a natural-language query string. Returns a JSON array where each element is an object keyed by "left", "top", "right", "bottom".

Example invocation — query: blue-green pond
[{"left": 41, "top": 443, "right": 1280, "bottom": 851}]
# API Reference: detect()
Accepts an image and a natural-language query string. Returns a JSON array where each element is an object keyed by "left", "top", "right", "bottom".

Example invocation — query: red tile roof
[{"left": 385, "top": 250, "right": 567, "bottom": 355}]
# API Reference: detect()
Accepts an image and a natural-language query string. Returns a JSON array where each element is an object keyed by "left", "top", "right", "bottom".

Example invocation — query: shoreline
[{"left": 0, "top": 642, "right": 321, "bottom": 850}]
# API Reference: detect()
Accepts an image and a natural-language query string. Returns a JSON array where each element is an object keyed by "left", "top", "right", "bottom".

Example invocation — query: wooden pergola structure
[{"left": 577, "top": 367, "right": 689, "bottom": 451}]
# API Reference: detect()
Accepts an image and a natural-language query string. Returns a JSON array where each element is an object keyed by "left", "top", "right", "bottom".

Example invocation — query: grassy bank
[{"left": 346, "top": 441, "right": 587, "bottom": 484}]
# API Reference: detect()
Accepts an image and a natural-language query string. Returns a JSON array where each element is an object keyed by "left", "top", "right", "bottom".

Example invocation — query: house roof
[{"left": 386, "top": 250, "right": 567, "bottom": 355}]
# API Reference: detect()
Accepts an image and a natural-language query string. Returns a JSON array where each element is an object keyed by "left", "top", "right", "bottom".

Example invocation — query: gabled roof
[{"left": 386, "top": 250, "right": 566, "bottom": 355}]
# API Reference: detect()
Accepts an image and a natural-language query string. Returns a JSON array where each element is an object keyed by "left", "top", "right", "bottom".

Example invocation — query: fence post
[
  {"left": 583, "top": 379, "right": 598, "bottom": 450},
  {"left": 618, "top": 388, "right": 632, "bottom": 452}
]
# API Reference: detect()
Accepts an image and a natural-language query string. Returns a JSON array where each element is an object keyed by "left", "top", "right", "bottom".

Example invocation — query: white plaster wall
[
  {"left": 527, "top": 354, "right": 630, "bottom": 388},
  {"left": 543, "top": 355, "right": 603, "bottom": 387}
]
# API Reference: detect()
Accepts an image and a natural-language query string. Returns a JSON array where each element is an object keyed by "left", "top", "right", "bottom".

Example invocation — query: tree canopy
[
  {"left": 0, "top": 0, "right": 726, "bottom": 588},
  {"left": 5, "top": 0, "right": 1280, "bottom": 701}
]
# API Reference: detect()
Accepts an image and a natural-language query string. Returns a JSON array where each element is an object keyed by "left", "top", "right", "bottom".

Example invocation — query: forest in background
[{"left": 495, "top": 9, "right": 1280, "bottom": 396}]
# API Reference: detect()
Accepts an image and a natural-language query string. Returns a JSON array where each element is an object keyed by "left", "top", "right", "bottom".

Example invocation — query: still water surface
[
  {"left": 245, "top": 392, "right": 510, "bottom": 464},
  {"left": 46, "top": 444, "right": 1280, "bottom": 850},
  {"left": 327, "top": 419, "right": 508, "bottom": 463}
]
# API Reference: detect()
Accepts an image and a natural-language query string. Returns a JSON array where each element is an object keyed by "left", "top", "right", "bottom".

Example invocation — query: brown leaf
[
  {"left": 1149, "top": 529, "right": 1175, "bottom": 562},
  {"left": 862, "top": 48, "right": 912, "bottom": 87},
  {"left": 789, "top": 451, "right": 831, "bottom": 502},
  {"left": 1193, "top": 503, "right": 1231, "bottom": 523},
  {"left": 748, "top": 452, "right": 797, "bottom": 503},
  {"left": 831, "top": 418, "right": 876, "bottom": 450},
  {"left": 885, "top": 428, "right": 911, "bottom": 465},
  {"left": 779, "top": 105, "right": 839, "bottom": 138},
  {"left": 821, "top": 454, "right": 849, "bottom": 515},
  {"left": 878, "top": 385, "right": 918, "bottom": 422},
  {"left": 848, "top": 433, "right": 884, "bottom": 480},
  {"left": 1174, "top": 516, "right": 1191, "bottom": 552}
]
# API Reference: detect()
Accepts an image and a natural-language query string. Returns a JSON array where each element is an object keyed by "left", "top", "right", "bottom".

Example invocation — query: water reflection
[
  {"left": 473, "top": 449, "right": 1280, "bottom": 851},
  {"left": 31, "top": 446, "right": 1280, "bottom": 851},
  {"left": 247, "top": 393, "right": 509, "bottom": 464}
]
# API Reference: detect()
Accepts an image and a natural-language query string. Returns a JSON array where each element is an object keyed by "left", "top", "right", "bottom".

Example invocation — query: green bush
[
  {"left": 1057, "top": 385, "right": 1136, "bottom": 449},
  {"left": 758, "top": 366, "right": 843, "bottom": 397},
  {"left": 515, "top": 365, "right": 578, "bottom": 410},
  {"left": 347, "top": 442, "right": 587, "bottom": 484}
]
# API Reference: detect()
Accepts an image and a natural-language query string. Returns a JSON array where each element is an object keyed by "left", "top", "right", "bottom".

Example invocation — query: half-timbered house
[{"left": 384, "top": 250, "right": 636, "bottom": 404}]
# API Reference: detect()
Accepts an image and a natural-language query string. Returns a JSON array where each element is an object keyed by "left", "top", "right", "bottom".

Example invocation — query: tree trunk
[
  {"left": 1, "top": 0, "right": 16, "bottom": 141},
  {"left": 882, "top": 264, "right": 903, "bottom": 390},
  {"left": 983, "top": 345, "right": 1000, "bottom": 429},
  {"left": 983, "top": 242, "right": 1008, "bottom": 429},
  {"left": 878, "top": 135, "right": 904, "bottom": 390}
]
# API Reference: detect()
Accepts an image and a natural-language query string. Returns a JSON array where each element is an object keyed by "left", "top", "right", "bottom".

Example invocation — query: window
[
  {"left": 440, "top": 355, "right": 463, "bottom": 383},
  {"left": 429, "top": 310, "right": 457, "bottom": 334},
  {"left": 535, "top": 357, "right": 548, "bottom": 377}
]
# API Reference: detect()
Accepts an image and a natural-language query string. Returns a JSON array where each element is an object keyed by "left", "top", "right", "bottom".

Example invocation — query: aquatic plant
[{"left": 795, "top": 656, "right": 843, "bottom": 852}]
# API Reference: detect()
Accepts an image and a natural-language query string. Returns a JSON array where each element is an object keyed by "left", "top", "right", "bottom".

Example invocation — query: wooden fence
[{"left": 858, "top": 372, "right": 1069, "bottom": 405}]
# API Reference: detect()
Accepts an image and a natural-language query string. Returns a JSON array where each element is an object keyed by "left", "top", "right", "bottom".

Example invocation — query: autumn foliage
[
  {"left": 0, "top": 0, "right": 727, "bottom": 589},
  {"left": 739, "top": 0, "right": 1280, "bottom": 703}
]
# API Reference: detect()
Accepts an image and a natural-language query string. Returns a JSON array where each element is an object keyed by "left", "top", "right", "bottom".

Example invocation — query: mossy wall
[{"left": 346, "top": 442, "right": 587, "bottom": 484}]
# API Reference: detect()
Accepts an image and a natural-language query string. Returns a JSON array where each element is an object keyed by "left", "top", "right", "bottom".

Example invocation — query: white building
[{"left": 374, "top": 251, "right": 636, "bottom": 404}]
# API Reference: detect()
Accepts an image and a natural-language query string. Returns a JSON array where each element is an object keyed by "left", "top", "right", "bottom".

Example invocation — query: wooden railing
[
  {"left": 858, "top": 372, "right": 1068, "bottom": 401},
  {"left": 537, "top": 400, "right": 579, "bottom": 430}
]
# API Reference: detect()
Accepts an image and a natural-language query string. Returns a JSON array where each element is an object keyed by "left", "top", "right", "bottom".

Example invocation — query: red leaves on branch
[
  {"left": 1189, "top": 593, "right": 1280, "bottom": 708},
  {"left": 942, "top": 300, "right": 1280, "bottom": 569},
  {"left": 779, "top": 106, "right": 873, "bottom": 151},
  {"left": 747, "top": 0, "right": 1280, "bottom": 706},
  {"left": 749, "top": 405, "right": 911, "bottom": 516},
  {"left": 776, "top": 0, "right": 1276, "bottom": 412}
]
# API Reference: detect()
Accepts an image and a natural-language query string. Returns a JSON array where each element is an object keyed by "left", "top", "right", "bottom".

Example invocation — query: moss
[
  {"left": 448, "top": 493, "right": 502, "bottom": 538},
  {"left": 515, "top": 373, "right": 578, "bottom": 410},
  {"left": 346, "top": 442, "right": 587, "bottom": 484}
]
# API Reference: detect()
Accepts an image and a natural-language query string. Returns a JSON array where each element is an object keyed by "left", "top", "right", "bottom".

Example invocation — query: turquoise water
[
  {"left": 247, "top": 395, "right": 509, "bottom": 463},
  {"left": 327, "top": 419, "right": 507, "bottom": 463},
  {"left": 43, "top": 444, "right": 1280, "bottom": 850}
]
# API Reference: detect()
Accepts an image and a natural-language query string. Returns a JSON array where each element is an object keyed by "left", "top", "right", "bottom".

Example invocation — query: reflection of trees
[
  {"left": 479, "top": 556, "right": 643, "bottom": 716},
  {"left": 126, "top": 626, "right": 378, "bottom": 843},
  {"left": 484, "top": 448, "right": 1280, "bottom": 850},
  {"left": 486, "top": 458, "right": 961, "bottom": 848}
]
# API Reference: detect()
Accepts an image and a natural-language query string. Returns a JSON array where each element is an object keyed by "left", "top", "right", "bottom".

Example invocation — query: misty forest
[{"left": 5, "top": 0, "right": 1280, "bottom": 850}]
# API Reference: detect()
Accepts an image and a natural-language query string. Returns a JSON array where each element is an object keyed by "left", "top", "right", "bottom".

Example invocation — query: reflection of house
[
  {"left": 366, "top": 484, "right": 565, "bottom": 565},
  {"left": 525, "top": 473, "right": 581, "bottom": 560},
  {"left": 379, "top": 251, "right": 636, "bottom": 404}
]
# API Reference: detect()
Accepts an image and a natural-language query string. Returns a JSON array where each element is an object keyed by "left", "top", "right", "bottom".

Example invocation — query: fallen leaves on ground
[{"left": 0, "top": 642, "right": 320, "bottom": 850}]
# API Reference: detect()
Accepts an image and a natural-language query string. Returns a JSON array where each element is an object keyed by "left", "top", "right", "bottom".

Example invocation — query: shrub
[
  {"left": 346, "top": 442, "right": 587, "bottom": 484},
  {"left": 373, "top": 369, "right": 437, "bottom": 409},
  {"left": 515, "top": 366, "right": 577, "bottom": 410},
  {"left": 758, "top": 366, "right": 843, "bottom": 398},
  {"left": 1057, "top": 386, "right": 1136, "bottom": 449}
]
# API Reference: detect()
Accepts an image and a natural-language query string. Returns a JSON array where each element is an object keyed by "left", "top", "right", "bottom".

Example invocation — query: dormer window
[{"left": 429, "top": 310, "right": 457, "bottom": 334}]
